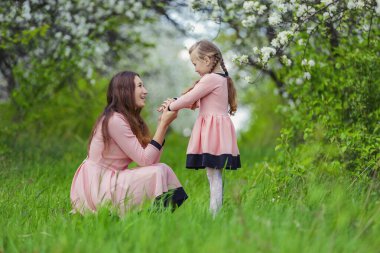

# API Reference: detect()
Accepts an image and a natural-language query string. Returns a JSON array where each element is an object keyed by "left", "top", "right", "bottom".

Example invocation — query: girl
[
  {"left": 159, "top": 40, "right": 241, "bottom": 216},
  {"left": 70, "top": 71, "right": 188, "bottom": 215}
]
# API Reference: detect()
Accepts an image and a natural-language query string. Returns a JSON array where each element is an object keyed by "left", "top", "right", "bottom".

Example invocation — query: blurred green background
[{"left": 0, "top": 1, "right": 379, "bottom": 252}]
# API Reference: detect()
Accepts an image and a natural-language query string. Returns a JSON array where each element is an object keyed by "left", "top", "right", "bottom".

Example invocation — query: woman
[{"left": 70, "top": 71, "right": 188, "bottom": 215}]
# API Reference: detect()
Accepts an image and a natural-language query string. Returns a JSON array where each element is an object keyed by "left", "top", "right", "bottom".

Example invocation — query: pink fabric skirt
[
  {"left": 70, "top": 160, "right": 187, "bottom": 215},
  {"left": 186, "top": 115, "right": 241, "bottom": 170}
]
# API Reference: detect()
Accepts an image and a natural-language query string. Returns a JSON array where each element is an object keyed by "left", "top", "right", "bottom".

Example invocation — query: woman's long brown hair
[
  {"left": 87, "top": 71, "right": 151, "bottom": 153},
  {"left": 185, "top": 40, "right": 237, "bottom": 115}
]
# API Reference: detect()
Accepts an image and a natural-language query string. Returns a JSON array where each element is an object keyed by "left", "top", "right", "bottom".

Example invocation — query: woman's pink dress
[
  {"left": 169, "top": 73, "right": 241, "bottom": 170},
  {"left": 70, "top": 112, "right": 187, "bottom": 215}
]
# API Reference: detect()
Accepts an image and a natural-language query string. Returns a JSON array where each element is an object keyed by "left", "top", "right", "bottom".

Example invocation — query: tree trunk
[{"left": 0, "top": 50, "right": 16, "bottom": 99}]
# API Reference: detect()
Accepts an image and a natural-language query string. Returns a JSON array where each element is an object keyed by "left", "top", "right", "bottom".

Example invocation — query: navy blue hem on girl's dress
[{"left": 186, "top": 153, "right": 241, "bottom": 170}]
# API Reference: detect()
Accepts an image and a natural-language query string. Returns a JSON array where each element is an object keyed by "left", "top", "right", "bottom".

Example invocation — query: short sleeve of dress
[
  {"left": 108, "top": 113, "right": 161, "bottom": 166},
  {"left": 170, "top": 74, "right": 218, "bottom": 111}
]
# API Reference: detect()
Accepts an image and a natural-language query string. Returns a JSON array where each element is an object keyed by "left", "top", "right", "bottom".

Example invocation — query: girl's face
[
  {"left": 190, "top": 50, "right": 211, "bottom": 76},
  {"left": 134, "top": 76, "right": 148, "bottom": 109}
]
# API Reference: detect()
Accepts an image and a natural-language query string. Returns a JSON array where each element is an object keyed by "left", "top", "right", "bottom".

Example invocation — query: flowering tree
[
  {"left": 191, "top": 0, "right": 379, "bottom": 91},
  {"left": 0, "top": 0, "right": 186, "bottom": 104},
  {"left": 190, "top": 0, "right": 380, "bottom": 174}
]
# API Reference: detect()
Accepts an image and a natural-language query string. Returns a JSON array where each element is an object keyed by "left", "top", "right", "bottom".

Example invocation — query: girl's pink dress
[
  {"left": 169, "top": 73, "right": 241, "bottom": 170},
  {"left": 70, "top": 112, "right": 187, "bottom": 214}
]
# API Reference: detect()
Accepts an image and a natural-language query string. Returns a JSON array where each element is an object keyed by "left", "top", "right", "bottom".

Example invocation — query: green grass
[{"left": 0, "top": 134, "right": 379, "bottom": 253}]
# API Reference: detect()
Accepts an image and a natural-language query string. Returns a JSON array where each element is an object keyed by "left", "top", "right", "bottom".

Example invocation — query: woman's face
[{"left": 134, "top": 76, "right": 148, "bottom": 109}]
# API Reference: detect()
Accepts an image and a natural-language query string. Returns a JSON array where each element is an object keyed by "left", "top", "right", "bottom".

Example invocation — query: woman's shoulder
[{"left": 109, "top": 112, "right": 130, "bottom": 126}]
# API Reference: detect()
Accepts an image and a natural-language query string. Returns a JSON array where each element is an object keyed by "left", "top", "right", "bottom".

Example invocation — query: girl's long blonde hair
[{"left": 185, "top": 40, "right": 237, "bottom": 115}]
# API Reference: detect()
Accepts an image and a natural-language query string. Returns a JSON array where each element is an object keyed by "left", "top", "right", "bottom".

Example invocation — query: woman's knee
[{"left": 157, "top": 163, "right": 173, "bottom": 171}]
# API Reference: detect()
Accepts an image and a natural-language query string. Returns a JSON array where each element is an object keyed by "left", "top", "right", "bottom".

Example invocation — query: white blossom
[
  {"left": 22, "top": 2, "right": 32, "bottom": 20},
  {"left": 64, "top": 47, "right": 71, "bottom": 57},
  {"left": 268, "top": 12, "right": 282, "bottom": 26},
  {"left": 252, "top": 47, "right": 260, "bottom": 54},
  {"left": 301, "top": 59, "right": 315, "bottom": 67},
  {"left": 277, "top": 3, "right": 288, "bottom": 12},
  {"left": 244, "top": 76, "right": 253, "bottom": 83},
  {"left": 321, "top": 0, "right": 333, "bottom": 5},
  {"left": 304, "top": 72, "right": 311, "bottom": 80},
  {"left": 261, "top": 47, "right": 276, "bottom": 55},
  {"left": 296, "top": 4, "right": 308, "bottom": 17},
  {"left": 261, "top": 47, "right": 276, "bottom": 62},
  {"left": 242, "top": 15, "right": 257, "bottom": 27},
  {"left": 291, "top": 23, "right": 300, "bottom": 33},
  {"left": 289, "top": 99, "right": 295, "bottom": 109},
  {"left": 281, "top": 55, "right": 292, "bottom": 66},
  {"left": 63, "top": 34, "right": 71, "bottom": 41},
  {"left": 86, "top": 67, "right": 93, "bottom": 79},
  {"left": 307, "top": 25, "right": 316, "bottom": 34},
  {"left": 357, "top": 0, "right": 365, "bottom": 9},
  {"left": 362, "top": 24, "right": 371, "bottom": 31},
  {"left": 285, "top": 3, "right": 295, "bottom": 12},
  {"left": 271, "top": 39, "right": 280, "bottom": 48},
  {"left": 309, "top": 7, "right": 316, "bottom": 15},
  {"left": 271, "top": 0, "right": 284, "bottom": 5},
  {"left": 15, "top": 16, "right": 23, "bottom": 23},
  {"left": 258, "top": 5, "right": 267, "bottom": 15},
  {"left": 233, "top": 55, "right": 249, "bottom": 65},
  {"left": 328, "top": 5, "right": 337, "bottom": 12},
  {"left": 347, "top": 0, "right": 365, "bottom": 9},
  {"left": 243, "top": 1, "right": 256, "bottom": 12},
  {"left": 277, "top": 31, "right": 293, "bottom": 45},
  {"left": 347, "top": 0, "right": 356, "bottom": 9},
  {"left": 296, "top": 78, "right": 304, "bottom": 85}
]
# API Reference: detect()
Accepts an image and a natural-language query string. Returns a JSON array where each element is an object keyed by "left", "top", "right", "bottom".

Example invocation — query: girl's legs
[{"left": 206, "top": 167, "right": 223, "bottom": 217}]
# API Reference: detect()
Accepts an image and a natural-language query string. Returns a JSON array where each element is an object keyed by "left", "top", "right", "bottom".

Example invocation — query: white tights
[{"left": 206, "top": 168, "right": 223, "bottom": 217}]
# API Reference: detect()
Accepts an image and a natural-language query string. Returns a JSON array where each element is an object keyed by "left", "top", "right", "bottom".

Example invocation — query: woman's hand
[
  {"left": 159, "top": 107, "right": 178, "bottom": 127},
  {"left": 152, "top": 107, "right": 177, "bottom": 146}
]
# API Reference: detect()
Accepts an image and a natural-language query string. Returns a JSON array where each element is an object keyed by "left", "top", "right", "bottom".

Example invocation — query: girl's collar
[{"left": 214, "top": 72, "right": 227, "bottom": 77}]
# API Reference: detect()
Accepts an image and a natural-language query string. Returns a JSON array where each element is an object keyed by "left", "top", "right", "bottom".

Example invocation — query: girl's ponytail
[{"left": 221, "top": 59, "right": 237, "bottom": 115}]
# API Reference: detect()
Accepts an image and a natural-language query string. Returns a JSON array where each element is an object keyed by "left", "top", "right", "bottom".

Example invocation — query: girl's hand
[{"left": 157, "top": 98, "right": 175, "bottom": 112}]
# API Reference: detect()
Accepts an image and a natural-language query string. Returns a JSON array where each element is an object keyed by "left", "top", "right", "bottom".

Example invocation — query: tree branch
[{"left": 248, "top": 56, "right": 285, "bottom": 91}]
